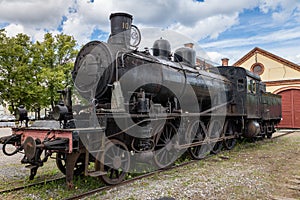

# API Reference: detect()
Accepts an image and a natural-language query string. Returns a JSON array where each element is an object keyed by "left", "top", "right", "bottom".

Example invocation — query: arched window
[{"left": 250, "top": 63, "right": 264, "bottom": 75}]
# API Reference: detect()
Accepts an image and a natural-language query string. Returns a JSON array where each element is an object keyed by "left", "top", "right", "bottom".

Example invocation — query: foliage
[
  {"left": 32, "top": 33, "right": 78, "bottom": 109},
  {"left": 0, "top": 30, "right": 78, "bottom": 114},
  {"left": 0, "top": 30, "right": 33, "bottom": 112}
]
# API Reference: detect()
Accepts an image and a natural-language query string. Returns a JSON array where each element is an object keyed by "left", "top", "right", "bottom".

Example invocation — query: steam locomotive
[{"left": 0, "top": 13, "right": 281, "bottom": 187}]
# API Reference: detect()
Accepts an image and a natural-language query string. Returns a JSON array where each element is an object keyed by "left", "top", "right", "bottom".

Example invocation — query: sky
[{"left": 0, "top": 0, "right": 300, "bottom": 65}]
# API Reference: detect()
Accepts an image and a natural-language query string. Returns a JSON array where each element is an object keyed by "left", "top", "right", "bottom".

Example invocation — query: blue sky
[{"left": 0, "top": 0, "right": 299, "bottom": 65}]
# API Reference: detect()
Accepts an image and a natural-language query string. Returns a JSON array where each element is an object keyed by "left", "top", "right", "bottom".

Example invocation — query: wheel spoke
[
  {"left": 154, "top": 123, "right": 178, "bottom": 168},
  {"left": 159, "top": 151, "right": 166, "bottom": 163},
  {"left": 188, "top": 120, "right": 209, "bottom": 160},
  {"left": 159, "top": 137, "right": 168, "bottom": 144},
  {"left": 106, "top": 154, "right": 114, "bottom": 161}
]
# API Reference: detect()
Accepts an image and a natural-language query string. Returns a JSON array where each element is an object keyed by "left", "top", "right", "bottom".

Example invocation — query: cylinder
[{"left": 244, "top": 120, "right": 261, "bottom": 138}]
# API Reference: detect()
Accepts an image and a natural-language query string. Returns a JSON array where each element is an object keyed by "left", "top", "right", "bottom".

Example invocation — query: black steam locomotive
[{"left": 0, "top": 13, "right": 281, "bottom": 187}]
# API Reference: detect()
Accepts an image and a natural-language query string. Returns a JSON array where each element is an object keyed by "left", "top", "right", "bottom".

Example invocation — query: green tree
[
  {"left": 0, "top": 30, "right": 78, "bottom": 116},
  {"left": 33, "top": 33, "right": 77, "bottom": 110},
  {"left": 0, "top": 30, "right": 35, "bottom": 113}
]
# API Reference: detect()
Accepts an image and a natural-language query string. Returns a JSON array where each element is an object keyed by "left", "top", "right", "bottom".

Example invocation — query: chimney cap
[
  {"left": 110, "top": 12, "right": 133, "bottom": 20},
  {"left": 221, "top": 58, "right": 229, "bottom": 66}
]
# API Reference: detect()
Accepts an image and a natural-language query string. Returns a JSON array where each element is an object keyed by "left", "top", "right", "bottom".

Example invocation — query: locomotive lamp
[
  {"left": 53, "top": 101, "right": 68, "bottom": 121},
  {"left": 15, "top": 105, "right": 29, "bottom": 127}
]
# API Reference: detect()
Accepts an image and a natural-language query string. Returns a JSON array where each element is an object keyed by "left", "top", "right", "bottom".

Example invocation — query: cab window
[
  {"left": 247, "top": 77, "right": 256, "bottom": 94},
  {"left": 237, "top": 79, "right": 245, "bottom": 92}
]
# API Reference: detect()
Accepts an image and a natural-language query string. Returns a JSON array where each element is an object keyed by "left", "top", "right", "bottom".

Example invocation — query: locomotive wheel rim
[
  {"left": 211, "top": 141, "right": 223, "bottom": 154},
  {"left": 223, "top": 120, "right": 237, "bottom": 150},
  {"left": 55, "top": 153, "right": 85, "bottom": 176},
  {"left": 154, "top": 123, "right": 179, "bottom": 169},
  {"left": 224, "top": 138, "right": 237, "bottom": 150},
  {"left": 100, "top": 139, "right": 130, "bottom": 185},
  {"left": 208, "top": 120, "right": 223, "bottom": 155},
  {"left": 187, "top": 120, "right": 209, "bottom": 160}
]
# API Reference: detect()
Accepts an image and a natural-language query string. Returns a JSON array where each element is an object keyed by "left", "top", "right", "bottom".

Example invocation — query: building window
[{"left": 250, "top": 62, "right": 264, "bottom": 75}]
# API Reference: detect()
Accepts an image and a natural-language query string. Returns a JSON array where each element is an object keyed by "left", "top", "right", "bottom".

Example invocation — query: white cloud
[
  {"left": 258, "top": 0, "right": 300, "bottom": 22},
  {"left": 0, "top": 0, "right": 71, "bottom": 28},
  {"left": 295, "top": 54, "right": 300, "bottom": 64},
  {"left": 0, "top": 0, "right": 71, "bottom": 41},
  {"left": 62, "top": 13, "right": 95, "bottom": 45},
  {"left": 56, "top": 0, "right": 260, "bottom": 44},
  {"left": 206, "top": 51, "right": 227, "bottom": 65},
  {"left": 4, "top": 23, "right": 24, "bottom": 37},
  {"left": 201, "top": 26, "right": 300, "bottom": 49},
  {"left": 0, "top": 0, "right": 299, "bottom": 64},
  {"left": 272, "top": 47, "right": 300, "bottom": 65},
  {"left": 3, "top": 23, "right": 60, "bottom": 41},
  {"left": 169, "top": 13, "right": 239, "bottom": 40}
]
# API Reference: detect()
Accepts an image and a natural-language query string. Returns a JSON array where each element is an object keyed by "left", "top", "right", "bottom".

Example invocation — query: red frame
[{"left": 12, "top": 128, "right": 73, "bottom": 153}]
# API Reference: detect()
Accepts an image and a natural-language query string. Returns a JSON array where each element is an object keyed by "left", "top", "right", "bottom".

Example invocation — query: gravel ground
[
  {"left": 0, "top": 128, "right": 27, "bottom": 182},
  {"left": 91, "top": 159, "right": 271, "bottom": 200},
  {"left": 0, "top": 128, "right": 62, "bottom": 191},
  {"left": 90, "top": 131, "right": 300, "bottom": 200}
]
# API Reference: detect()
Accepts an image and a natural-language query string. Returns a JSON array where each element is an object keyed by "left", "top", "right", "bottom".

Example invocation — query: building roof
[{"left": 233, "top": 47, "right": 300, "bottom": 72}]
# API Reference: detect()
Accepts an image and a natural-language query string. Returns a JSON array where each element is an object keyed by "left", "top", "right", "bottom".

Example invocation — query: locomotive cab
[{"left": 212, "top": 66, "right": 281, "bottom": 138}]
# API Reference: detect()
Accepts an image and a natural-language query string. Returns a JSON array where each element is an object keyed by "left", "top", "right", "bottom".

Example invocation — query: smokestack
[
  {"left": 221, "top": 58, "right": 229, "bottom": 66},
  {"left": 108, "top": 12, "right": 133, "bottom": 48}
]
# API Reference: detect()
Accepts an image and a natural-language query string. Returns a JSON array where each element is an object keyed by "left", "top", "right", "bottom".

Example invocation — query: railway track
[
  {"left": 65, "top": 130, "right": 296, "bottom": 200},
  {"left": 0, "top": 131, "right": 295, "bottom": 199},
  {"left": 0, "top": 176, "right": 65, "bottom": 195}
]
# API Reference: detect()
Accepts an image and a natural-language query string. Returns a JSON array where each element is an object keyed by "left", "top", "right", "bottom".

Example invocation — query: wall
[{"left": 238, "top": 53, "right": 300, "bottom": 93}]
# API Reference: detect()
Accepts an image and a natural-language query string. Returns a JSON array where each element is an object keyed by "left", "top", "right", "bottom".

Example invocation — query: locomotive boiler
[
  {"left": 73, "top": 13, "right": 230, "bottom": 114},
  {"left": 0, "top": 12, "right": 282, "bottom": 187}
]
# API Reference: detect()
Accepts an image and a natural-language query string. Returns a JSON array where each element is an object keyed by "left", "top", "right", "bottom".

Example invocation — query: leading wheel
[
  {"left": 188, "top": 120, "right": 210, "bottom": 160},
  {"left": 56, "top": 152, "right": 85, "bottom": 176},
  {"left": 100, "top": 139, "right": 130, "bottom": 185},
  {"left": 154, "top": 123, "right": 179, "bottom": 169}
]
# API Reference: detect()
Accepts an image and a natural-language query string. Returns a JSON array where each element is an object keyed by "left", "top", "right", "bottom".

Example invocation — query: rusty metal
[{"left": 65, "top": 150, "right": 85, "bottom": 189}]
